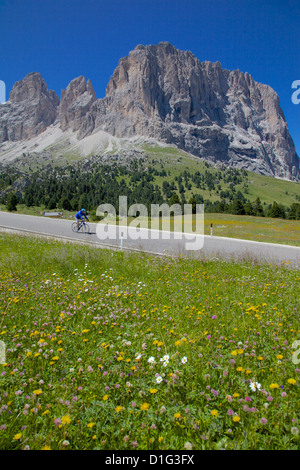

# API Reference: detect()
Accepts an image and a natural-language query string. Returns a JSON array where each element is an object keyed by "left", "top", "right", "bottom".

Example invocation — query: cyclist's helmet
[{"left": 82, "top": 208, "right": 85, "bottom": 212}]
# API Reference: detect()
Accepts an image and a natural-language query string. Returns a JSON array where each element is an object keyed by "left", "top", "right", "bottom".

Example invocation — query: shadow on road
[{"left": 73, "top": 232, "right": 96, "bottom": 235}]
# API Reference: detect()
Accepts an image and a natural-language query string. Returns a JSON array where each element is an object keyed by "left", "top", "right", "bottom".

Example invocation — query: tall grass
[{"left": 0, "top": 233, "right": 299, "bottom": 450}]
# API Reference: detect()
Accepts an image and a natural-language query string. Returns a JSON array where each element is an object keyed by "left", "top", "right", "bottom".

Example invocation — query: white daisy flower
[
  {"left": 160, "top": 354, "right": 169, "bottom": 362},
  {"left": 181, "top": 356, "right": 188, "bottom": 364},
  {"left": 148, "top": 356, "right": 155, "bottom": 363},
  {"left": 250, "top": 381, "right": 262, "bottom": 392},
  {"left": 156, "top": 376, "right": 163, "bottom": 384}
]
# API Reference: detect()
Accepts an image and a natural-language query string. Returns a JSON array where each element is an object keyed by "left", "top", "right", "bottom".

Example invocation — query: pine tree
[
  {"left": 253, "top": 197, "right": 264, "bottom": 216},
  {"left": 6, "top": 192, "right": 18, "bottom": 211}
]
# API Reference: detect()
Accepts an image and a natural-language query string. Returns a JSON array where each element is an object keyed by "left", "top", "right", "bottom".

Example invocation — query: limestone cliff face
[
  {"left": 83, "top": 42, "right": 298, "bottom": 179},
  {"left": 0, "top": 72, "right": 59, "bottom": 141},
  {"left": 57, "top": 76, "right": 97, "bottom": 132},
  {"left": 0, "top": 43, "right": 299, "bottom": 180}
]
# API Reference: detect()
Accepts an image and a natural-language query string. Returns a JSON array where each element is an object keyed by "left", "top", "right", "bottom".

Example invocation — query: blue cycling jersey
[{"left": 75, "top": 210, "right": 88, "bottom": 220}]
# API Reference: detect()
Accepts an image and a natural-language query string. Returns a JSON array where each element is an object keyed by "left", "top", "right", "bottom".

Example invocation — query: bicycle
[{"left": 72, "top": 219, "right": 90, "bottom": 233}]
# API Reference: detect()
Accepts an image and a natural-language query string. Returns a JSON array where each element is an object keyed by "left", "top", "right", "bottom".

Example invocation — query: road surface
[{"left": 0, "top": 212, "right": 300, "bottom": 268}]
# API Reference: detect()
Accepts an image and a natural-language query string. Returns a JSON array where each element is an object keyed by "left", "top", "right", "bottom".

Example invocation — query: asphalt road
[{"left": 1, "top": 212, "right": 300, "bottom": 268}]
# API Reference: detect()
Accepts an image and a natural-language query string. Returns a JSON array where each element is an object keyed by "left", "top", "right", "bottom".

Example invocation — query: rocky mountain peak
[
  {"left": 97, "top": 44, "right": 299, "bottom": 180},
  {"left": 0, "top": 72, "right": 59, "bottom": 142},
  {"left": 58, "top": 76, "right": 97, "bottom": 132},
  {"left": 9, "top": 72, "right": 60, "bottom": 110},
  {"left": 0, "top": 43, "right": 299, "bottom": 181}
]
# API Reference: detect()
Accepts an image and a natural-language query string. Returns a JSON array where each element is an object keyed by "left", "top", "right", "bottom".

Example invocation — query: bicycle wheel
[
  {"left": 83, "top": 223, "right": 90, "bottom": 233},
  {"left": 72, "top": 222, "right": 78, "bottom": 232}
]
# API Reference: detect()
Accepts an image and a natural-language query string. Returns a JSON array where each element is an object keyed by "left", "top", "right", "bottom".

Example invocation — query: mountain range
[{"left": 0, "top": 42, "right": 299, "bottom": 181}]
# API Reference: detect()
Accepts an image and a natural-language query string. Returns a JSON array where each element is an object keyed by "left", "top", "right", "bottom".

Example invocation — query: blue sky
[{"left": 0, "top": 0, "right": 299, "bottom": 155}]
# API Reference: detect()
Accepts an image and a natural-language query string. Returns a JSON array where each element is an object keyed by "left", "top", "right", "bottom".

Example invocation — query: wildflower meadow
[{"left": 0, "top": 233, "right": 299, "bottom": 450}]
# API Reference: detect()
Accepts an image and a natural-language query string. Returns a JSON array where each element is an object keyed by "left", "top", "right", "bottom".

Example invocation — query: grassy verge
[
  {"left": 203, "top": 213, "right": 300, "bottom": 246},
  {"left": 0, "top": 233, "right": 299, "bottom": 450}
]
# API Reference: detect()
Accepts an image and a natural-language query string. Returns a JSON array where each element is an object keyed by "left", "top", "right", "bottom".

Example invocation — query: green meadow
[
  {"left": 140, "top": 145, "right": 300, "bottom": 207},
  {"left": 0, "top": 232, "right": 299, "bottom": 450}
]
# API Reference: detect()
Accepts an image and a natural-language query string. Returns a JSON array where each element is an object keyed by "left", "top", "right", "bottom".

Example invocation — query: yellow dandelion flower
[
  {"left": 174, "top": 412, "right": 181, "bottom": 418},
  {"left": 287, "top": 379, "right": 296, "bottom": 385},
  {"left": 42, "top": 445, "right": 51, "bottom": 450},
  {"left": 140, "top": 403, "right": 150, "bottom": 411},
  {"left": 87, "top": 422, "right": 96, "bottom": 428},
  {"left": 211, "top": 409, "right": 218, "bottom": 417},
  {"left": 149, "top": 388, "right": 158, "bottom": 394},
  {"left": 13, "top": 433, "right": 22, "bottom": 440},
  {"left": 61, "top": 415, "right": 71, "bottom": 425},
  {"left": 115, "top": 406, "right": 123, "bottom": 413},
  {"left": 270, "top": 383, "right": 279, "bottom": 389},
  {"left": 33, "top": 389, "right": 43, "bottom": 395},
  {"left": 233, "top": 416, "right": 241, "bottom": 422}
]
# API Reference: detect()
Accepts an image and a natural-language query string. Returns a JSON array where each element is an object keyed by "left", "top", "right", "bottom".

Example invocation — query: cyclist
[{"left": 75, "top": 208, "right": 89, "bottom": 231}]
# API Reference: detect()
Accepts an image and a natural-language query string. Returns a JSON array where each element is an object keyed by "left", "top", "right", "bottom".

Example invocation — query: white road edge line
[{"left": 0, "top": 225, "right": 169, "bottom": 257}]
